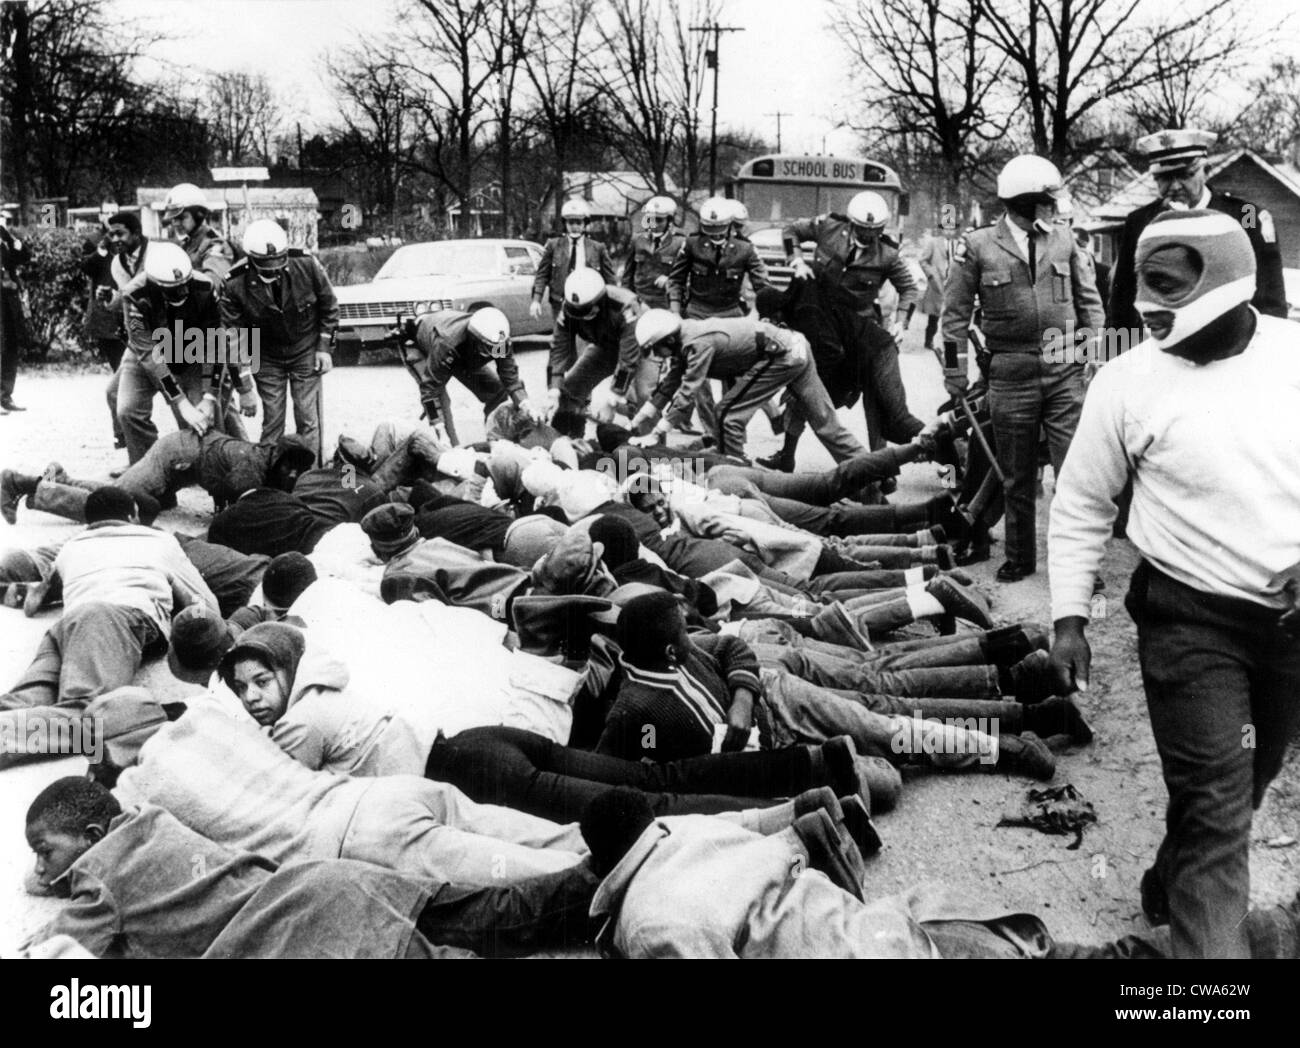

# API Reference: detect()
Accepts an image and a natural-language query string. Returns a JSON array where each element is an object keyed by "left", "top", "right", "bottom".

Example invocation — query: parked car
[
  {"left": 332, "top": 238, "right": 551, "bottom": 363},
  {"left": 1285, "top": 267, "right": 1300, "bottom": 323}
]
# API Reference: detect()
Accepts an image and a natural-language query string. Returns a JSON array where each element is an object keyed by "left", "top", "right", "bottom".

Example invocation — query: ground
[{"left": 1, "top": 332, "right": 1296, "bottom": 955}]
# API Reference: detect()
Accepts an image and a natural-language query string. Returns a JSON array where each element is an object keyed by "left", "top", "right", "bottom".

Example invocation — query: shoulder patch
[
  {"left": 1259, "top": 209, "right": 1276, "bottom": 244},
  {"left": 228, "top": 258, "right": 249, "bottom": 274},
  {"left": 287, "top": 247, "right": 307, "bottom": 257}
]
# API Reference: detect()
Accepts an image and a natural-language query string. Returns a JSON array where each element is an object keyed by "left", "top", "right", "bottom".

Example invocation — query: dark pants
[
  {"left": 1, "top": 289, "right": 22, "bottom": 399},
  {"left": 924, "top": 313, "right": 940, "bottom": 348},
  {"left": 100, "top": 339, "right": 127, "bottom": 447},
  {"left": 1127, "top": 560, "right": 1300, "bottom": 958},
  {"left": 425, "top": 725, "right": 825, "bottom": 825},
  {"left": 987, "top": 356, "right": 1084, "bottom": 570},
  {"left": 415, "top": 864, "right": 599, "bottom": 958}
]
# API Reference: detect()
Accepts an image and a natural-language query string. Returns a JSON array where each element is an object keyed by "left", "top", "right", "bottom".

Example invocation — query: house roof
[
  {"left": 1086, "top": 149, "right": 1300, "bottom": 228},
  {"left": 136, "top": 186, "right": 319, "bottom": 210},
  {"left": 548, "top": 171, "right": 681, "bottom": 217}
]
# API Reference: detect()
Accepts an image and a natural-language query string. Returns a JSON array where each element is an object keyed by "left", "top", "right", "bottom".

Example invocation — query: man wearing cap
[
  {"left": 160, "top": 182, "right": 234, "bottom": 289},
  {"left": 1110, "top": 129, "right": 1287, "bottom": 334},
  {"left": 1049, "top": 208, "right": 1300, "bottom": 958},
  {"left": 942, "top": 154, "right": 1105, "bottom": 584},
  {"left": 531, "top": 199, "right": 616, "bottom": 323},
  {"left": 0, "top": 487, "right": 217, "bottom": 770}
]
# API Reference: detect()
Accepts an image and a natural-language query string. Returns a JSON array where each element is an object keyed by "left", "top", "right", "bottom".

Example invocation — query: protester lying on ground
[
  {"left": 2, "top": 434, "right": 316, "bottom": 526},
  {"left": 585, "top": 592, "right": 1058, "bottom": 786},
  {"left": 0, "top": 487, "right": 217, "bottom": 770},
  {"left": 21, "top": 776, "right": 575, "bottom": 959},
  {"left": 580, "top": 789, "right": 1300, "bottom": 959}
]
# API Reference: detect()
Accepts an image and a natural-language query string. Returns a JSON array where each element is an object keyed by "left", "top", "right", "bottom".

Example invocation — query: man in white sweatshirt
[{"left": 1047, "top": 209, "right": 1300, "bottom": 959}]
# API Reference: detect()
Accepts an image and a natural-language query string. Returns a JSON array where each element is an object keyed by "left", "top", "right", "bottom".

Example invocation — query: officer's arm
[
  {"left": 312, "top": 257, "right": 340, "bottom": 345},
  {"left": 667, "top": 243, "right": 690, "bottom": 312},
  {"left": 532, "top": 241, "right": 554, "bottom": 303},
  {"left": 940, "top": 240, "right": 978, "bottom": 393},
  {"left": 744, "top": 244, "right": 772, "bottom": 292},
  {"left": 887, "top": 255, "right": 920, "bottom": 322},
  {"left": 1108, "top": 218, "right": 1138, "bottom": 333},
  {"left": 200, "top": 241, "right": 234, "bottom": 289},
  {"left": 782, "top": 218, "right": 818, "bottom": 258},
  {"left": 1248, "top": 213, "right": 1288, "bottom": 318},
  {"left": 667, "top": 335, "right": 716, "bottom": 424},
  {"left": 620, "top": 246, "right": 637, "bottom": 292},
  {"left": 598, "top": 244, "right": 616, "bottom": 286},
  {"left": 648, "top": 347, "right": 687, "bottom": 420},
  {"left": 548, "top": 313, "right": 575, "bottom": 391},
  {"left": 610, "top": 299, "right": 644, "bottom": 396},
  {"left": 1069, "top": 243, "right": 1105, "bottom": 356},
  {"left": 421, "top": 338, "right": 457, "bottom": 420},
  {"left": 495, "top": 350, "right": 527, "bottom": 406}
]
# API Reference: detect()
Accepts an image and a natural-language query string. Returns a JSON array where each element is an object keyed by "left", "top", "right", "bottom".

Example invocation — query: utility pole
[
  {"left": 690, "top": 21, "right": 745, "bottom": 195},
  {"left": 765, "top": 110, "right": 790, "bottom": 152}
]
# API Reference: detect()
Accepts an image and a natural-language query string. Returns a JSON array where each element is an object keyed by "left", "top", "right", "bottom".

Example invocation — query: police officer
[
  {"left": 219, "top": 219, "right": 338, "bottom": 462},
  {"left": 668, "top": 196, "right": 770, "bottom": 318},
  {"left": 118, "top": 243, "right": 258, "bottom": 472},
  {"left": 1109, "top": 129, "right": 1287, "bottom": 334},
  {"left": 628, "top": 309, "right": 866, "bottom": 462},
  {"left": 777, "top": 190, "right": 920, "bottom": 466},
  {"left": 530, "top": 198, "right": 617, "bottom": 325},
  {"left": 161, "top": 183, "right": 234, "bottom": 289},
  {"left": 0, "top": 208, "right": 30, "bottom": 413},
  {"left": 942, "top": 154, "right": 1105, "bottom": 583},
  {"left": 546, "top": 270, "right": 646, "bottom": 436},
  {"left": 399, "top": 306, "right": 543, "bottom": 445},
  {"left": 621, "top": 195, "right": 684, "bottom": 309}
]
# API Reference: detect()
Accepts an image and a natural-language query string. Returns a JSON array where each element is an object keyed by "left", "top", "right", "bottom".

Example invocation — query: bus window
[{"left": 742, "top": 184, "right": 820, "bottom": 223}]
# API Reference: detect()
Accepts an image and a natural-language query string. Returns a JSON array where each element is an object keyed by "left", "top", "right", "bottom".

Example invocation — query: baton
[{"left": 957, "top": 394, "right": 1005, "bottom": 487}]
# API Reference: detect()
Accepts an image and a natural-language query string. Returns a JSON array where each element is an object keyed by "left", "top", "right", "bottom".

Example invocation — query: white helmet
[
  {"left": 144, "top": 241, "right": 194, "bottom": 305},
  {"left": 635, "top": 308, "right": 682, "bottom": 353},
  {"left": 162, "top": 182, "right": 209, "bottom": 221},
  {"left": 241, "top": 219, "right": 290, "bottom": 275},
  {"left": 562, "top": 269, "right": 606, "bottom": 320},
  {"left": 561, "top": 198, "right": 592, "bottom": 222},
  {"left": 698, "top": 197, "right": 731, "bottom": 240},
  {"left": 726, "top": 199, "right": 749, "bottom": 229},
  {"left": 641, "top": 195, "right": 676, "bottom": 230},
  {"left": 846, "top": 191, "right": 890, "bottom": 230},
  {"left": 467, "top": 306, "right": 511, "bottom": 357},
  {"left": 144, "top": 241, "right": 193, "bottom": 287},
  {"left": 996, "top": 155, "right": 1064, "bottom": 200}
]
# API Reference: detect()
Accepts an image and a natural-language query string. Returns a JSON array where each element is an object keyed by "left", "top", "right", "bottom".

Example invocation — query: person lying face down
[{"left": 20, "top": 777, "right": 558, "bottom": 959}]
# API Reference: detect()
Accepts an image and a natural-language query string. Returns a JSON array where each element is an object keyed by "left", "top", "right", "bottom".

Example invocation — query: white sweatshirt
[{"left": 1049, "top": 314, "right": 1300, "bottom": 621}]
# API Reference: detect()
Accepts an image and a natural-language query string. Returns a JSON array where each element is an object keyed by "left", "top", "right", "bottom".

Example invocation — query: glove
[
  {"left": 943, "top": 372, "right": 969, "bottom": 399},
  {"left": 888, "top": 319, "right": 904, "bottom": 342},
  {"left": 177, "top": 398, "right": 211, "bottom": 436},
  {"left": 653, "top": 275, "right": 669, "bottom": 289},
  {"left": 314, "top": 350, "right": 334, "bottom": 374},
  {"left": 629, "top": 402, "right": 660, "bottom": 436},
  {"left": 790, "top": 257, "right": 814, "bottom": 280},
  {"left": 238, "top": 387, "right": 260, "bottom": 417},
  {"left": 529, "top": 300, "right": 543, "bottom": 320},
  {"left": 543, "top": 387, "right": 561, "bottom": 424},
  {"left": 518, "top": 397, "right": 543, "bottom": 424}
]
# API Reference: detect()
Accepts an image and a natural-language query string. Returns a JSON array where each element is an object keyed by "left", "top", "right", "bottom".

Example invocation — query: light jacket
[{"left": 219, "top": 252, "right": 339, "bottom": 365}]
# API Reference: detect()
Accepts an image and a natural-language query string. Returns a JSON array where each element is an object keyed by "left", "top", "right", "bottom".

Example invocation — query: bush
[{"left": 12, "top": 225, "right": 95, "bottom": 361}]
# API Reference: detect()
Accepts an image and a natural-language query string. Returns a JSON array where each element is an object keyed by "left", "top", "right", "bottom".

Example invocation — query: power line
[
  {"left": 765, "top": 110, "right": 791, "bottom": 152},
  {"left": 690, "top": 22, "right": 745, "bottom": 195}
]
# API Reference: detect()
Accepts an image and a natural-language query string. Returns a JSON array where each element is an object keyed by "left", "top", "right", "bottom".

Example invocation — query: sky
[{"left": 111, "top": 0, "right": 1300, "bottom": 158}]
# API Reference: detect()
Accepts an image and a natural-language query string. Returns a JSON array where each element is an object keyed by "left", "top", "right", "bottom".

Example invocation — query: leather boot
[
  {"left": 994, "top": 731, "right": 1056, "bottom": 781},
  {"left": 809, "top": 602, "right": 872, "bottom": 651},
  {"left": 1, "top": 470, "right": 40, "bottom": 524},
  {"left": 792, "top": 809, "right": 867, "bottom": 901},
  {"left": 926, "top": 576, "right": 994, "bottom": 629}
]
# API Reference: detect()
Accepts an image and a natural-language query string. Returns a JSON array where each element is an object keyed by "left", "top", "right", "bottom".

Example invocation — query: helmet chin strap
[{"left": 1135, "top": 275, "right": 1256, "bottom": 350}]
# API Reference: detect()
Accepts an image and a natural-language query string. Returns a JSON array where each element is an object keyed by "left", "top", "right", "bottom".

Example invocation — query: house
[
  {"left": 539, "top": 171, "right": 681, "bottom": 240},
  {"left": 1084, "top": 149, "right": 1300, "bottom": 269},
  {"left": 135, "top": 186, "right": 321, "bottom": 250}
]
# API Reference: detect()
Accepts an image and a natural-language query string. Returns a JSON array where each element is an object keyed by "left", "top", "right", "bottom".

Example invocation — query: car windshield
[{"left": 376, "top": 242, "right": 500, "bottom": 279}]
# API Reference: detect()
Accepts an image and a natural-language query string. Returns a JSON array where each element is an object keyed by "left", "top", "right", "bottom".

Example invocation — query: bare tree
[
  {"left": 1230, "top": 56, "right": 1300, "bottom": 163},
  {"left": 832, "top": 0, "right": 1013, "bottom": 208},
  {"left": 1120, "top": 22, "right": 1244, "bottom": 135},
  {"left": 203, "top": 70, "right": 282, "bottom": 165},
  {"left": 974, "top": 0, "right": 1250, "bottom": 167},
  {"left": 489, "top": 0, "right": 539, "bottom": 235}
]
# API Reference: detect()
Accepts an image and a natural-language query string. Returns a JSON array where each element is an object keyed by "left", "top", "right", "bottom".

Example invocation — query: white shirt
[
  {"left": 1049, "top": 314, "right": 1300, "bottom": 620},
  {"left": 1002, "top": 215, "right": 1032, "bottom": 261},
  {"left": 569, "top": 235, "right": 588, "bottom": 271}
]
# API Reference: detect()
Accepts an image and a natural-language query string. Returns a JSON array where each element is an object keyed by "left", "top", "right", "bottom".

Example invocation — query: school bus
[{"left": 728, "top": 153, "right": 909, "bottom": 288}]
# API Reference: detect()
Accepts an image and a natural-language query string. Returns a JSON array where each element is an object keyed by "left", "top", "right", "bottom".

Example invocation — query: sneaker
[{"left": 925, "top": 575, "right": 993, "bottom": 629}]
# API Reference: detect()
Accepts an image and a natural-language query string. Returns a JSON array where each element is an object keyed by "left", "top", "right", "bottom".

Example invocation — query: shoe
[
  {"left": 1093, "top": 577, "right": 1106, "bottom": 595},
  {"left": 1023, "top": 695, "right": 1093, "bottom": 745},
  {"left": 42, "top": 462, "right": 70, "bottom": 484},
  {"left": 792, "top": 809, "right": 867, "bottom": 901},
  {"left": 1006, "top": 650, "right": 1059, "bottom": 704},
  {"left": 0, "top": 397, "right": 25, "bottom": 412},
  {"left": 1, "top": 583, "right": 26, "bottom": 608},
  {"left": 1140, "top": 866, "right": 1170, "bottom": 927},
  {"left": 996, "top": 731, "right": 1056, "bottom": 781},
  {"left": 981, "top": 625, "right": 1041, "bottom": 669},
  {"left": 926, "top": 495, "right": 972, "bottom": 545},
  {"left": 996, "top": 561, "right": 1036, "bottom": 583},
  {"left": 925, "top": 575, "right": 993, "bottom": 629},
  {"left": 926, "top": 525, "right": 947, "bottom": 544},
  {"left": 954, "top": 540, "right": 992, "bottom": 566},
  {"left": 2, "top": 469, "right": 39, "bottom": 525},
  {"left": 810, "top": 602, "right": 872, "bottom": 651},
  {"left": 791, "top": 786, "right": 881, "bottom": 858},
  {"left": 109, "top": 466, "right": 125, "bottom": 479},
  {"left": 756, "top": 450, "right": 794, "bottom": 472},
  {"left": 942, "top": 567, "right": 975, "bottom": 586}
]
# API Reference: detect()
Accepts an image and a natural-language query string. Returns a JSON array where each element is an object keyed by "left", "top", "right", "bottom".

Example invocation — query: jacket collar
[{"left": 589, "top": 820, "right": 671, "bottom": 953}]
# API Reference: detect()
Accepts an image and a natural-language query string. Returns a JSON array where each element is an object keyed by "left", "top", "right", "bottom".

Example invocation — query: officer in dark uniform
[
  {"left": 219, "top": 219, "right": 338, "bottom": 463},
  {"left": 1110, "top": 129, "right": 1287, "bottom": 334},
  {"left": 530, "top": 198, "right": 617, "bottom": 322},
  {"left": 668, "top": 196, "right": 771, "bottom": 318},
  {"left": 0, "top": 209, "right": 30, "bottom": 413},
  {"left": 622, "top": 195, "right": 684, "bottom": 309},
  {"left": 942, "top": 155, "right": 1105, "bottom": 583},
  {"left": 160, "top": 182, "right": 234, "bottom": 289},
  {"left": 773, "top": 189, "right": 921, "bottom": 468},
  {"left": 398, "top": 306, "right": 541, "bottom": 445}
]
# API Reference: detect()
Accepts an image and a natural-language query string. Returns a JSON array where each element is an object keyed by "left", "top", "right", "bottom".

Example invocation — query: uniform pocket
[
  {"left": 1051, "top": 261, "right": 1071, "bottom": 304},
  {"left": 980, "top": 270, "right": 1013, "bottom": 310}
]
